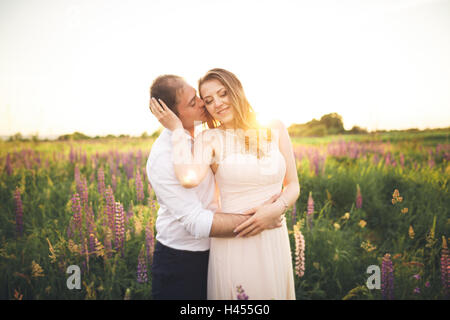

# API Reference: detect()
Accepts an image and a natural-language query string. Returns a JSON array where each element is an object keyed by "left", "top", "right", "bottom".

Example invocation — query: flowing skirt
[{"left": 207, "top": 218, "right": 296, "bottom": 300}]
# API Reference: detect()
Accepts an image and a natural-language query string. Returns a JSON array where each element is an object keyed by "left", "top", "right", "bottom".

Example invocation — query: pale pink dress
[{"left": 207, "top": 130, "right": 296, "bottom": 300}]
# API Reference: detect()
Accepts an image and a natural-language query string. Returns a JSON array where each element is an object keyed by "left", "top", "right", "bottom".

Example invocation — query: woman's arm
[
  {"left": 172, "top": 128, "right": 217, "bottom": 188},
  {"left": 149, "top": 97, "right": 215, "bottom": 188},
  {"left": 234, "top": 120, "right": 300, "bottom": 237}
]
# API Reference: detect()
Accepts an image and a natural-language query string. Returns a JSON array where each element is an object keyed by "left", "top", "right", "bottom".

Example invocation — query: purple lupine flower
[
  {"left": 236, "top": 285, "right": 249, "bottom": 300},
  {"left": 97, "top": 167, "right": 106, "bottom": 197},
  {"left": 137, "top": 246, "right": 148, "bottom": 283},
  {"left": 413, "top": 274, "right": 420, "bottom": 280},
  {"left": 425, "top": 281, "right": 431, "bottom": 288},
  {"left": 440, "top": 238, "right": 449, "bottom": 296},
  {"left": 381, "top": 253, "right": 394, "bottom": 300},
  {"left": 71, "top": 193, "right": 83, "bottom": 240},
  {"left": 114, "top": 202, "right": 125, "bottom": 253},
  {"left": 356, "top": 184, "right": 363, "bottom": 209},
  {"left": 86, "top": 205, "right": 95, "bottom": 254},
  {"left": 145, "top": 222, "right": 154, "bottom": 265},
  {"left": 135, "top": 170, "right": 144, "bottom": 203},
  {"left": 105, "top": 186, "right": 115, "bottom": 232},
  {"left": 80, "top": 176, "right": 89, "bottom": 208},
  {"left": 14, "top": 187, "right": 23, "bottom": 238},
  {"left": 69, "top": 147, "right": 75, "bottom": 163},
  {"left": 5, "top": 154, "right": 13, "bottom": 175},
  {"left": 74, "top": 166, "right": 81, "bottom": 190},
  {"left": 307, "top": 191, "right": 314, "bottom": 229},
  {"left": 413, "top": 287, "right": 420, "bottom": 294}
]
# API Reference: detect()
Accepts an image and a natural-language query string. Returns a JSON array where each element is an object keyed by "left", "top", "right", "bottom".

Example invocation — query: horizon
[
  {"left": 2, "top": 123, "right": 449, "bottom": 141},
  {"left": 1, "top": 0, "right": 450, "bottom": 137}
]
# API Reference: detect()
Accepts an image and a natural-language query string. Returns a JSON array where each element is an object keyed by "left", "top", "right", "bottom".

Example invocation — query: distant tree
[
  {"left": 57, "top": 132, "right": 91, "bottom": 141},
  {"left": 348, "top": 126, "right": 368, "bottom": 134},
  {"left": 319, "top": 113, "right": 345, "bottom": 134},
  {"left": 140, "top": 131, "right": 149, "bottom": 139},
  {"left": 8, "top": 132, "right": 28, "bottom": 142},
  {"left": 31, "top": 133, "right": 39, "bottom": 142}
]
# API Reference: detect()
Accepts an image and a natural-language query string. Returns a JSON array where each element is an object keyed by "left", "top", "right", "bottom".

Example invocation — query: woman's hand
[
  {"left": 233, "top": 193, "right": 285, "bottom": 238},
  {"left": 149, "top": 97, "right": 183, "bottom": 131}
]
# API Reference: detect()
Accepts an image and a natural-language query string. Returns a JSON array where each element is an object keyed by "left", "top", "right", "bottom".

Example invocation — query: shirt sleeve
[{"left": 147, "top": 152, "right": 214, "bottom": 239}]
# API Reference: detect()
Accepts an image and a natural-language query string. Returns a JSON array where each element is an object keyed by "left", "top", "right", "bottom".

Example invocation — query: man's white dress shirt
[{"left": 146, "top": 128, "right": 217, "bottom": 251}]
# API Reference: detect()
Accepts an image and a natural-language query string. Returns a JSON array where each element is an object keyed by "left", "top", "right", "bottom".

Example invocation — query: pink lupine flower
[
  {"left": 74, "top": 165, "right": 81, "bottom": 185},
  {"left": 413, "top": 287, "right": 420, "bottom": 294},
  {"left": 294, "top": 225, "right": 305, "bottom": 278},
  {"left": 14, "top": 187, "right": 23, "bottom": 238},
  {"left": 356, "top": 184, "right": 362, "bottom": 209}
]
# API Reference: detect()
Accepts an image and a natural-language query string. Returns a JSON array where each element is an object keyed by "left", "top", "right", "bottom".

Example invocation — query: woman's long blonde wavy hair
[{"left": 199, "top": 68, "right": 272, "bottom": 158}]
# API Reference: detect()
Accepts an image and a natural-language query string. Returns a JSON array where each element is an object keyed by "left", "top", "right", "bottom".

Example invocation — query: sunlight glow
[{"left": 0, "top": 0, "right": 449, "bottom": 138}]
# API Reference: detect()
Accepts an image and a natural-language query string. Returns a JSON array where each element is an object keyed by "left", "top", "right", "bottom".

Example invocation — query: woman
[{"left": 150, "top": 68, "right": 299, "bottom": 300}]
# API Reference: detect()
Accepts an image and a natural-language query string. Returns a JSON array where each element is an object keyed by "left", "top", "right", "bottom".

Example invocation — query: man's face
[{"left": 176, "top": 82, "right": 208, "bottom": 130}]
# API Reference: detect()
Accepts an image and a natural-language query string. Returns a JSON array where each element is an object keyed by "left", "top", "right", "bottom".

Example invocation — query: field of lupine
[{"left": 0, "top": 130, "right": 449, "bottom": 300}]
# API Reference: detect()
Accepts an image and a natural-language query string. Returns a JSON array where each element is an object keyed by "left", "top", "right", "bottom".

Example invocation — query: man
[{"left": 147, "top": 75, "right": 281, "bottom": 300}]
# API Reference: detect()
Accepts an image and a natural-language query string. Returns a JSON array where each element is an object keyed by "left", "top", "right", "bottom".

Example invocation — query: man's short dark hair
[{"left": 150, "top": 75, "right": 185, "bottom": 116}]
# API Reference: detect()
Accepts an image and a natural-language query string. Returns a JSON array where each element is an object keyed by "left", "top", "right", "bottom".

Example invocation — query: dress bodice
[{"left": 213, "top": 129, "right": 286, "bottom": 213}]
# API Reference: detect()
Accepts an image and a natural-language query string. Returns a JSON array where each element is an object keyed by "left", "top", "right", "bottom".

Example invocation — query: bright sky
[{"left": 1, "top": 0, "right": 449, "bottom": 138}]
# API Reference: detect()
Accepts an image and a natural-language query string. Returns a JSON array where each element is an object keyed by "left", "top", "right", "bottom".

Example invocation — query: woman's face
[{"left": 200, "top": 79, "right": 234, "bottom": 127}]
